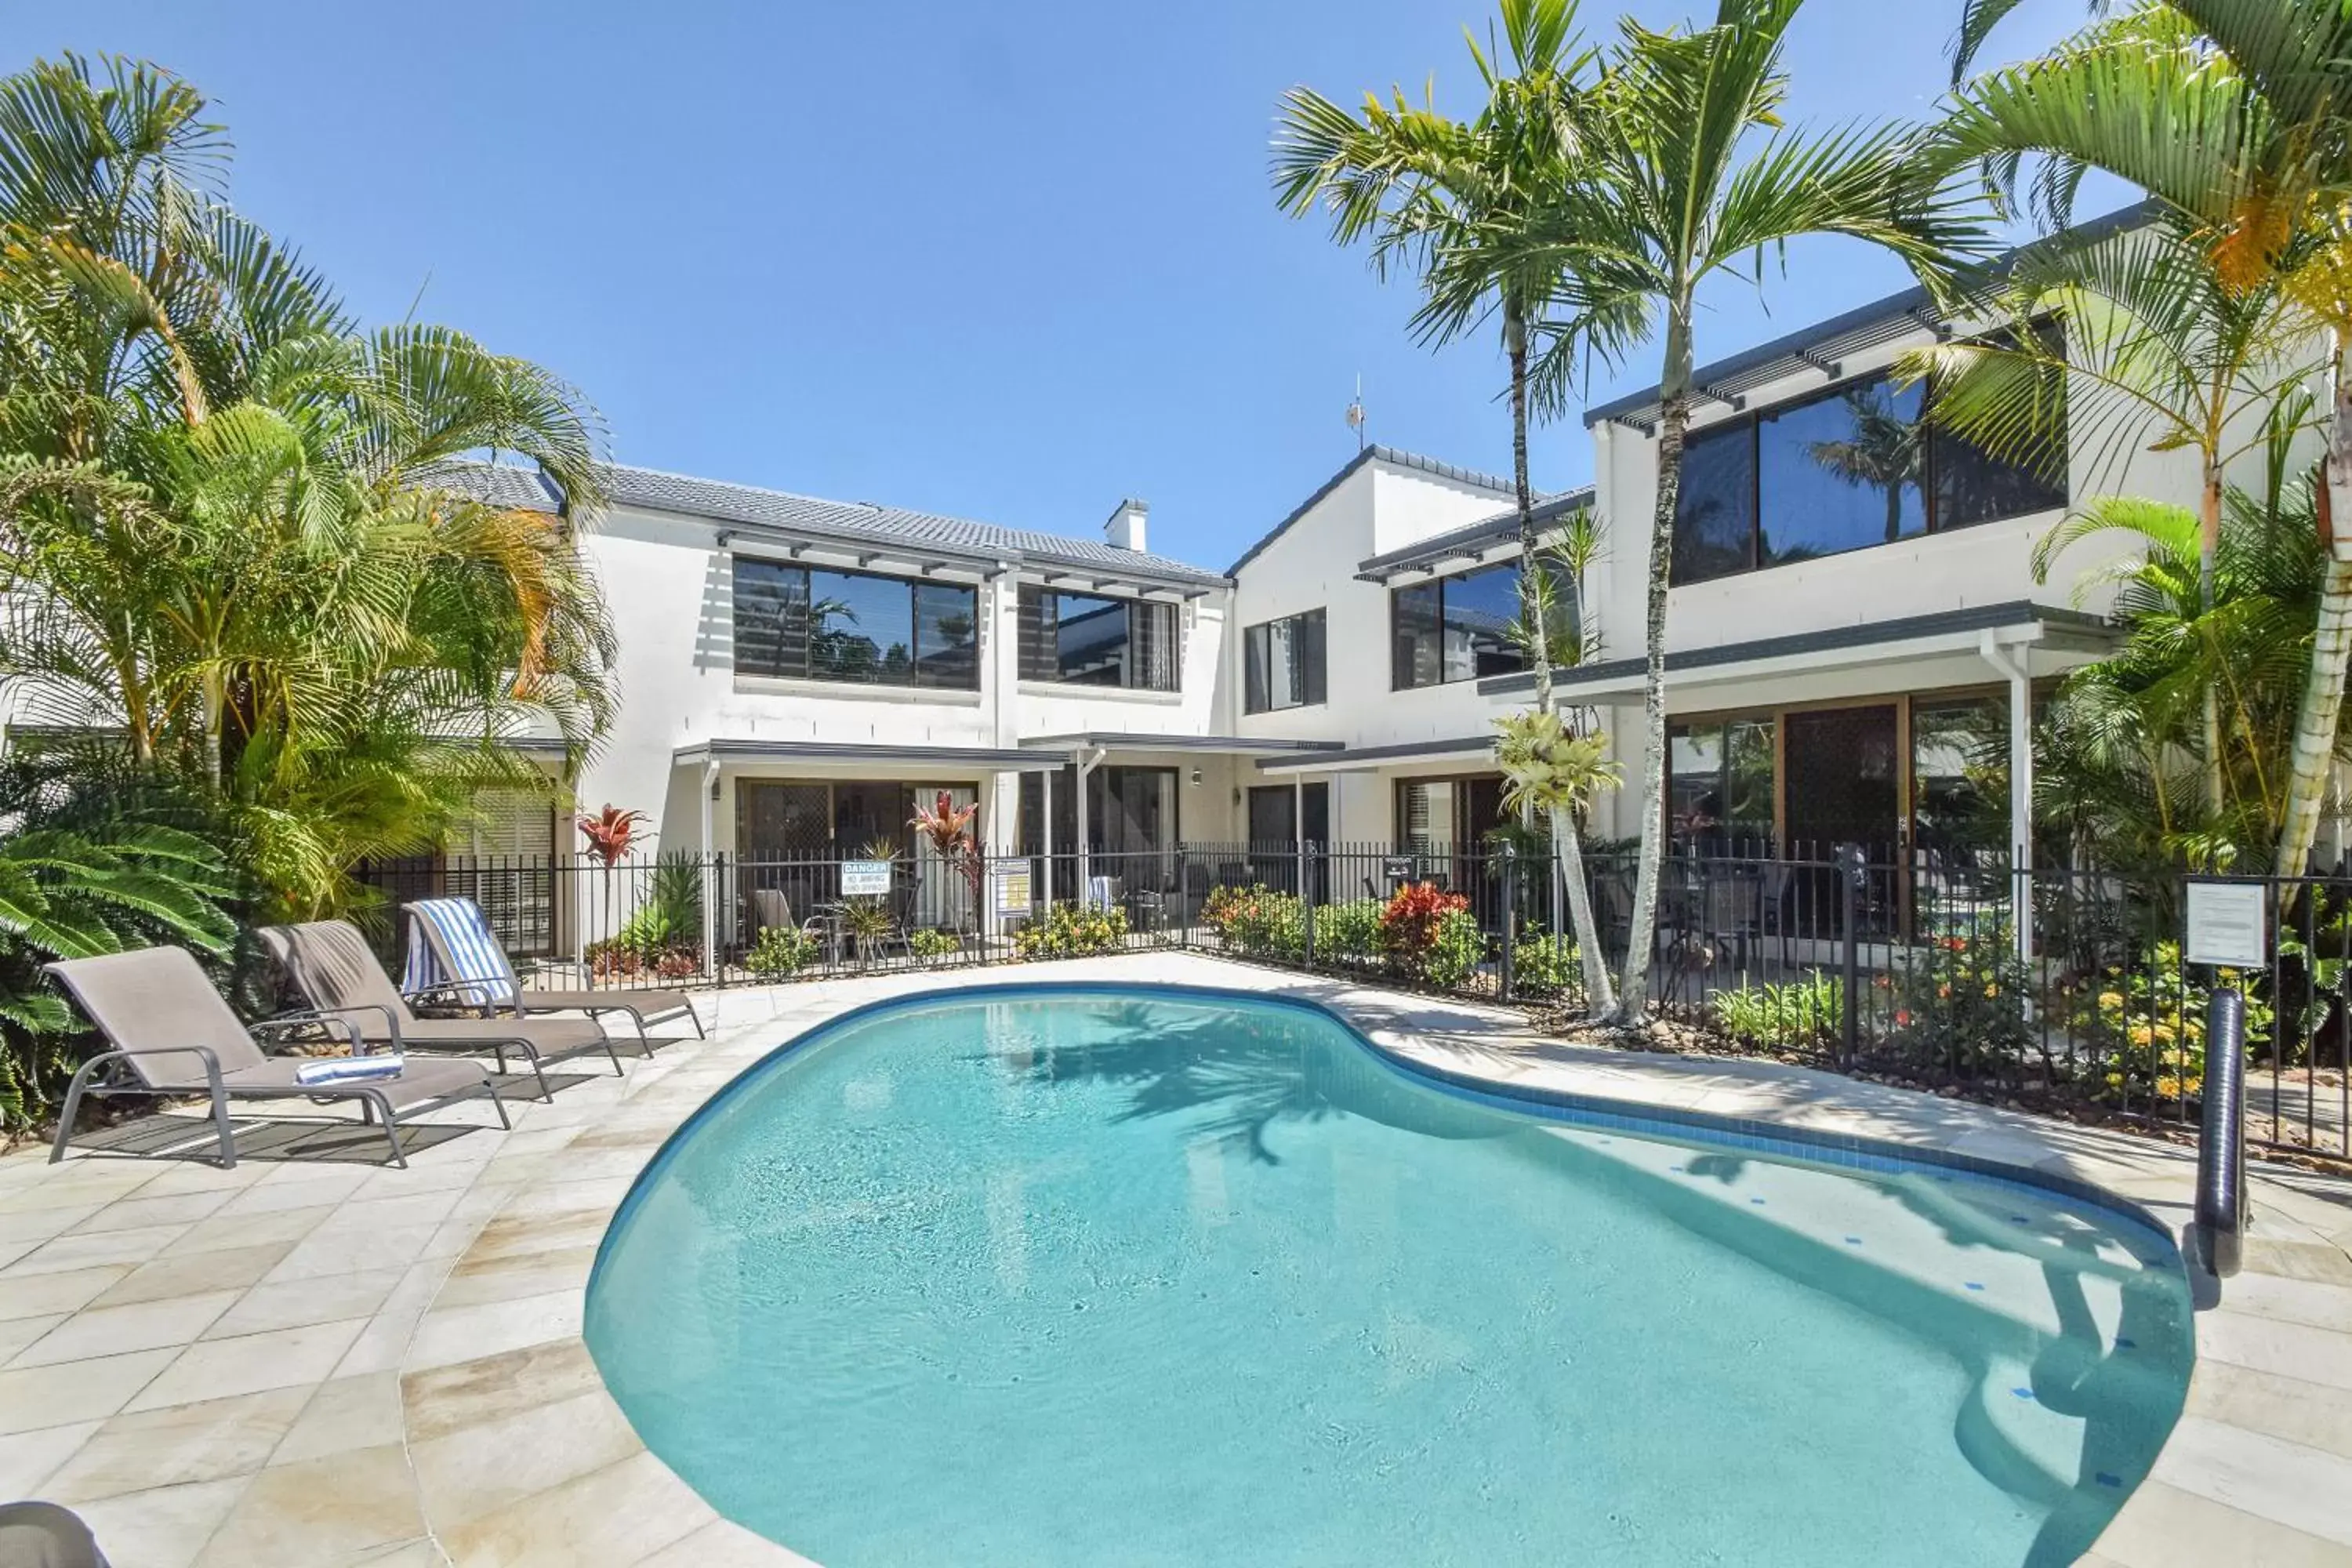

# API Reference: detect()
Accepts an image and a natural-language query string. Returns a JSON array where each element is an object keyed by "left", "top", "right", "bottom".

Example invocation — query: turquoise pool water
[{"left": 586, "top": 986, "right": 2194, "bottom": 1568}]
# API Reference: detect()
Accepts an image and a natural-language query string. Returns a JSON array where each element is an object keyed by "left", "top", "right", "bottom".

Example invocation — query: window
[
  {"left": 1757, "top": 378, "right": 1926, "bottom": 565},
  {"left": 731, "top": 557, "right": 978, "bottom": 690},
  {"left": 1243, "top": 608, "right": 1327, "bottom": 713},
  {"left": 1390, "top": 560, "right": 1566, "bottom": 690},
  {"left": 1671, "top": 422, "right": 1756, "bottom": 584},
  {"left": 1668, "top": 718, "right": 1776, "bottom": 849},
  {"left": 1667, "top": 358, "right": 2066, "bottom": 586},
  {"left": 1017, "top": 586, "right": 1181, "bottom": 691}
]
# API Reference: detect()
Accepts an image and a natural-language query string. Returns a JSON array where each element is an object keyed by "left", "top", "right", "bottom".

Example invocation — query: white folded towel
[{"left": 294, "top": 1054, "right": 405, "bottom": 1087}]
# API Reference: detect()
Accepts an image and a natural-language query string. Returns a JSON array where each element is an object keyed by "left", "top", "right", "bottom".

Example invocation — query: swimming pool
[{"left": 586, "top": 985, "right": 2194, "bottom": 1567}]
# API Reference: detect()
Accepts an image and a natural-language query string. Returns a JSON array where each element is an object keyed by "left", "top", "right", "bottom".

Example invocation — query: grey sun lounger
[
  {"left": 44, "top": 946, "right": 507, "bottom": 1170},
  {"left": 257, "top": 921, "right": 627, "bottom": 1101},
  {"left": 401, "top": 897, "right": 704, "bottom": 1056}
]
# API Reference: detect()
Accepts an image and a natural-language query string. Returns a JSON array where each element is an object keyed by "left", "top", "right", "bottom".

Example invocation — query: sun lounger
[
  {"left": 44, "top": 946, "right": 506, "bottom": 1170},
  {"left": 258, "top": 920, "right": 626, "bottom": 1101},
  {"left": 401, "top": 897, "right": 703, "bottom": 1054}
]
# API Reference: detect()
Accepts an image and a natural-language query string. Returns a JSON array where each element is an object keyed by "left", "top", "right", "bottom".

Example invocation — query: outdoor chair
[
  {"left": 258, "top": 920, "right": 626, "bottom": 1101},
  {"left": 401, "top": 897, "right": 703, "bottom": 1055},
  {"left": 44, "top": 946, "right": 507, "bottom": 1171},
  {"left": 753, "top": 886, "right": 837, "bottom": 963}
]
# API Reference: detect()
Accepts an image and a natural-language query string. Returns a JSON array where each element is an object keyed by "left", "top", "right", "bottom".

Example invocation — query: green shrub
[
  {"left": 1711, "top": 971, "right": 1842, "bottom": 1051},
  {"left": 1201, "top": 884, "right": 1305, "bottom": 959},
  {"left": 1880, "top": 922, "right": 2038, "bottom": 1078},
  {"left": 1314, "top": 898, "right": 1385, "bottom": 962},
  {"left": 1014, "top": 902, "right": 1128, "bottom": 960},
  {"left": 1511, "top": 932, "right": 1580, "bottom": 997},
  {"left": 908, "top": 927, "right": 963, "bottom": 959},
  {"left": 1421, "top": 908, "right": 1487, "bottom": 989},
  {"left": 744, "top": 924, "right": 820, "bottom": 977}
]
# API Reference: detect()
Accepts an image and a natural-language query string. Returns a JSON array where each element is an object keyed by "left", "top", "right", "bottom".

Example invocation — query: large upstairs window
[
  {"left": 1017, "top": 584, "right": 1181, "bottom": 691},
  {"left": 1243, "top": 608, "right": 1327, "bottom": 713},
  {"left": 732, "top": 557, "right": 978, "bottom": 690},
  {"left": 1392, "top": 558, "right": 1570, "bottom": 690},
  {"left": 1670, "top": 357, "right": 2066, "bottom": 586}
]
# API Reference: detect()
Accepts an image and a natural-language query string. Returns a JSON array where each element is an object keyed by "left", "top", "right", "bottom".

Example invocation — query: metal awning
[
  {"left": 1255, "top": 735, "right": 1494, "bottom": 775},
  {"left": 1020, "top": 732, "right": 1347, "bottom": 757},
  {"left": 1474, "top": 601, "right": 2118, "bottom": 705},
  {"left": 1353, "top": 490, "right": 1593, "bottom": 584},
  {"left": 673, "top": 739, "right": 1071, "bottom": 771}
]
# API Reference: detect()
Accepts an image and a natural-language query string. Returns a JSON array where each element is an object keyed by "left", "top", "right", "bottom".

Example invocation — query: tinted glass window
[
  {"left": 1051, "top": 593, "right": 1128, "bottom": 684},
  {"left": 1442, "top": 563, "right": 1524, "bottom": 681},
  {"left": 808, "top": 568, "right": 914, "bottom": 684},
  {"left": 1392, "top": 582, "right": 1443, "bottom": 690},
  {"left": 1671, "top": 423, "right": 1755, "bottom": 584},
  {"left": 913, "top": 582, "right": 978, "bottom": 688},
  {"left": 731, "top": 557, "right": 806, "bottom": 679},
  {"left": 1759, "top": 376, "right": 1927, "bottom": 565},
  {"left": 1246, "top": 608, "right": 1327, "bottom": 712},
  {"left": 1934, "top": 423, "right": 2067, "bottom": 530}
]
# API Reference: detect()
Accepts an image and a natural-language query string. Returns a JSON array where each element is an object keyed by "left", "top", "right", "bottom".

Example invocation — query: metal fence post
[
  {"left": 1836, "top": 842, "right": 1862, "bottom": 1068},
  {"left": 1301, "top": 841, "right": 1317, "bottom": 969},
  {"left": 1499, "top": 841, "right": 1517, "bottom": 1003}
]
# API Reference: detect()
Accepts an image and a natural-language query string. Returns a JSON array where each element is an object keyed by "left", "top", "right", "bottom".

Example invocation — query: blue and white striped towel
[
  {"left": 401, "top": 898, "right": 518, "bottom": 1009},
  {"left": 293, "top": 1054, "right": 405, "bottom": 1087}
]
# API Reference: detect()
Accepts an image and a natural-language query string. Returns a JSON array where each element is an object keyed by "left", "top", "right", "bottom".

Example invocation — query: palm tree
[
  {"left": 1272, "top": 0, "right": 1597, "bottom": 719},
  {"left": 1272, "top": 0, "right": 1621, "bottom": 1011},
  {"left": 1495, "top": 0, "right": 1988, "bottom": 1021},
  {"left": 0, "top": 54, "right": 617, "bottom": 913},
  {"left": 1904, "top": 216, "right": 2318, "bottom": 819},
  {"left": 1494, "top": 708, "right": 1620, "bottom": 1011},
  {"left": 1936, "top": 0, "right": 2352, "bottom": 877}
]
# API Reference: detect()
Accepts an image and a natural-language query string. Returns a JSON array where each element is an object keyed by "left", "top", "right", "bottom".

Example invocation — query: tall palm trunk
[
  {"left": 1616, "top": 299, "right": 1693, "bottom": 1022},
  {"left": 2277, "top": 334, "right": 2352, "bottom": 879},
  {"left": 2199, "top": 467, "right": 2225, "bottom": 822},
  {"left": 1507, "top": 303, "right": 1613, "bottom": 1016}
]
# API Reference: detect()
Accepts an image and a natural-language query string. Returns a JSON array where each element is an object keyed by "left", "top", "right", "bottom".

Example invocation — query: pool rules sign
[{"left": 2183, "top": 879, "right": 2267, "bottom": 970}]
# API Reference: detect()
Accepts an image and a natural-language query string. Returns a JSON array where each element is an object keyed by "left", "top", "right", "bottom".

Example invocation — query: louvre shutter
[{"left": 1017, "top": 584, "right": 1057, "bottom": 682}]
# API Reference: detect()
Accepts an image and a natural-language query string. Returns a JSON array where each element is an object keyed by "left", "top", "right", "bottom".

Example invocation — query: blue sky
[{"left": 51, "top": 0, "right": 2122, "bottom": 572}]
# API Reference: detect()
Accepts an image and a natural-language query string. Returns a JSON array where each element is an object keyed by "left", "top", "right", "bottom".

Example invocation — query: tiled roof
[
  {"left": 416, "top": 461, "right": 562, "bottom": 513},
  {"left": 603, "top": 466, "right": 1228, "bottom": 586}
]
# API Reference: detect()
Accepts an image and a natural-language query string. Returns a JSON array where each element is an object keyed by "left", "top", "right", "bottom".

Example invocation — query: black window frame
[
  {"left": 730, "top": 556, "right": 980, "bottom": 691},
  {"left": 1390, "top": 558, "right": 1567, "bottom": 691},
  {"left": 1665, "top": 340, "right": 2067, "bottom": 589},
  {"left": 1016, "top": 583, "right": 1181, "bottom": 692},
  {"left": 1242, "top": 607, "right": 1328, "bottom": 714}
]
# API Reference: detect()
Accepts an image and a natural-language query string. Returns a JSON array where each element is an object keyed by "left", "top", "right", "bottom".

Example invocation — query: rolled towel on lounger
[{"left": 293, "top": 1054, "right": 405, "bottom": 1087}]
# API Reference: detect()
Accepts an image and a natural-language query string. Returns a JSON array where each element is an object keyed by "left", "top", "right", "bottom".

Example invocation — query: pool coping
[
  {"left": 1, "top": 950, "right": 2345, "bottom": 1565},
  {"left": 413, "top": 956, "right": 2350, "bottom": 1568}
]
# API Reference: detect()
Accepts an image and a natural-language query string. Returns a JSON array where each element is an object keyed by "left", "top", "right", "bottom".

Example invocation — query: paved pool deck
[{"left": 0, "top": 951, "right": 2346, "bottom": 1567}]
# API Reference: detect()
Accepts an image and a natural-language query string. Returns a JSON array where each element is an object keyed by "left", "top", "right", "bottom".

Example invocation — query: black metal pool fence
[{"left": 354, "top": 843, "right": 2350, "bottom": 1161}]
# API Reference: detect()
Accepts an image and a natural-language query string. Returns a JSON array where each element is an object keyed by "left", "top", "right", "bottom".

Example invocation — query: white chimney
[{"left": 1105, "top": 497, "right": 1149, "bottom": 554}]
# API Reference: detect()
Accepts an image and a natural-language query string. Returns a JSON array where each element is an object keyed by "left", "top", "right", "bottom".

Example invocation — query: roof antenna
[{"left": 1346, "top": 373, "right": 1366, "bottom": 452}]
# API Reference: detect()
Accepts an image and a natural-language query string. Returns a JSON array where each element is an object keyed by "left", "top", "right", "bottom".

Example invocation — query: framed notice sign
[
  {"left": 2183, "top": 879, "right": 2267, "bottom": 969},
  {"left": 840, "top": 859, "right": 893, "bottom": 898},
  {"left": 1381, "top": 854, "right": 1416, "bottom": 884},
  {"left": 992, "top": 861, "right": 1034, "bottom": 918}
]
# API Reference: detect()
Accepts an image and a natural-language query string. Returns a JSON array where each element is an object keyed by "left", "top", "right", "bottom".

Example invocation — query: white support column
[
  {"left": 1294, "top": 777, "right": 1307, "bottom": 896},
  {"left": 1980, "top": 633, "right": 2035, "bottom": 964},
  {"left": 1076, "top": 750, "right": 1104, "bottom": 903},
  {"left": 699, "top": 757, "right": 720, "bottom": 977}
]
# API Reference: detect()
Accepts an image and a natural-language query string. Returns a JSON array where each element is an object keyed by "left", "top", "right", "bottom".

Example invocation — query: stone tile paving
[{"left": 0, "top": 952, "right": 2341, "bottom": 1566}]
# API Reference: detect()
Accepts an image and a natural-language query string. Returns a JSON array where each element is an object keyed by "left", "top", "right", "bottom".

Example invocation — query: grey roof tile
[
  {"left": 603, "top": 465, "right": 1227, "bottom": 585},
  {"left": 415, "top": 460, "right": 562, "bottom": 513}
]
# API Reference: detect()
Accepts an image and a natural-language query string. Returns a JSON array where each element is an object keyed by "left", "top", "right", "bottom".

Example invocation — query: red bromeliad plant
[
  {"left": 575, "top": 805, "right": 648, "bottom": 989},
  {"left": 1379, "top": 881, "right": 1469, "bottom": 960},
  {"left": 575, "top": 804, "right": 647, "bottom": 868},
  {"left": 909, "top": 791, "right": 984, "bottom": 927}
]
